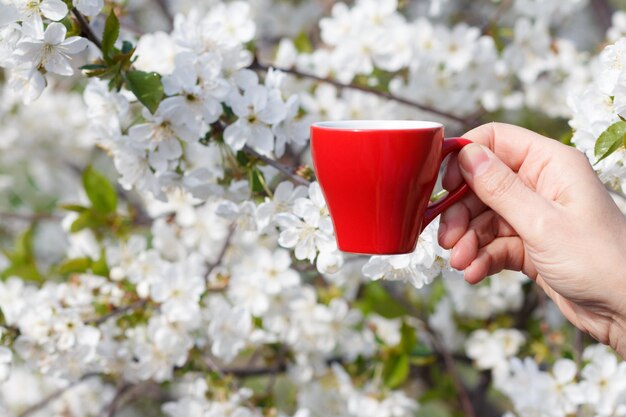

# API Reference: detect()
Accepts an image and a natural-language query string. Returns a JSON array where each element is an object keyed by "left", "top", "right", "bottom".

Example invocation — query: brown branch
[
  {"left": 574, "top": 329, "right": 584, "bottom": 368},
  {"left": 0, "top": 211, "right": 62, "bottom": 222},
  {"left": 243, "top": 145, "right": 311, "bottom": 186},
  {"left": 71, "top": 8, "right": 103, "bottom": 50},
  {"left": 17, "top": 373, "right": 100, "bottom": 417},
  {"left": 425, "top": 323, "right": 477, "bottom": 417},
  {"left": 481, "top": 0, "right": 513, "bottom": 35},
  {"left": 250, "top": 60, "right": 471, "bottom": 125},
  {"left": 105, "top": 383, "right": 133, "bottom": 417},
  {"left": 86, "top": 299, "right": 147, "bottom": 325},
  {"left": 381, "top": 283, "right": 476, "bottom": 417},
  {"left": 205, "top": 225, "right": 235, "bottom": 285},
  {"left": 590, "top": 0, "right": 614, "bottom": 34},
  {"left": 203, "top": 355, "right": 343, "bottom": 378},
  {"left": 153, "top": 0, "right": 174, "bottom": 29}
]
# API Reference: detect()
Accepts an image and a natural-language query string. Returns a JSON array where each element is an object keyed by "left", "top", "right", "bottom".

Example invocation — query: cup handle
[{"left": 422, "top": 137, "right": 473, "bottom": 229}]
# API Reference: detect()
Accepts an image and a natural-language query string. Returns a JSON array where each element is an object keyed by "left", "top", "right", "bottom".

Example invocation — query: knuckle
[{"left": 480, "top": 169, "right": 517, "bottom": 199}]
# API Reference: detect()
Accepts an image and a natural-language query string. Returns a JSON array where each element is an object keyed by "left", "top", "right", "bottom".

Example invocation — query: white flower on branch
[
  {"left": 150, "top": 258, "right": 205, "bottom": 327},
  {"left": 72, "top": 0, "right": 102, "bottom": 17},
  {"left": 228, "top": 247, "right": 300, "bottom": 316},
  {"left": 14, "top": 22, "right": 86, "bottom": 77},
  {"left": 275, "top": 182, "right": 336, "bottom": 263},
  {"left": 131, "top": 316, "right": 194, "bottom": 382},
  {"left": 362, "top": 220, "right": 445, "bottom": 289},
  {"left": 11, "top": 0, "right": 68, "bottom": 37},
  {"left": 256, "top": 181, "right": 308, "bottom": 231},
  {"left": 161, "top": 51, "right": 231, "bottom": 130},
  {"left": 207, "top": 298, "right": 252, "bottom": 363},
  {"left": 128, "top": 106, "right": 200, "bottom": 173},
  {"left": 224, "top": 80, "right": 287, "bottom": 155},
  {"left": 465, "top": 328, "right": 524, "bottom": 372}
]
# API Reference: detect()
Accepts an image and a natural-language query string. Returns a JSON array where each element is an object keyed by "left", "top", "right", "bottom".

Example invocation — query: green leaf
[
  {"left": 236, "top": 150, "right": 250, "bottom": 166},
  {"left": 57, "top": 258, "right": 91, "bottom": 274},
  {"left": 60, "top": 204, "right": 88, "bottom": 213},
  {"left": 1, "top": 264, "right": 42, "bottom": 282},
  {"left": 293, "top": 31, "right": 313, "bottom": 54},
  {"left": 70, "top": 211, "right": 98, "bottom": 233},
  {"left": 1, "top": 228, "right": 42, "bottom": 282},
  {"left": 355, "top": 281, "right": 407, "bottom": 319},
  {"left": 80, "top": 64, "right": 108, "bottom": 71},
  {"left": 121, "top": 40, "right": 134, "bottom": 54},
  {"left": 594, "top": 121, "right": 626, "bottom": 163},
  {"left": 82, "top": 166, "right": 118, "bottom": 214},
  {"left": 383, "top": 354, "right": 410, "bottom": 388},
  {"left": 91, "top": 251, "right": 109, "bottom": 276},
  {"left": 101, "top": 10, "right": 120, "bottom": 61},
  {"left": 13, "top": 227, "right": 35, "bottom": 264},
  {"left": 125, "top": 70, "right": 164, "bottom": 113},
  {"left": 400, "top": 321, "right": 417, "bottom": 352},
  {"left": 248, "top": 167, "right": 266, "bottom": 194}
]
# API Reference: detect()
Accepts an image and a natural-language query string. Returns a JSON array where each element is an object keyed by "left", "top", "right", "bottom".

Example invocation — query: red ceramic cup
[{"left": 311, "top": 120, "right": 471, "bottom": 255}]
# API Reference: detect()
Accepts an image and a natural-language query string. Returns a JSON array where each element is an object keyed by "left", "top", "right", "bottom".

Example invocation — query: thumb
[{"left": 458, "top": 143, "right": 553, "bottom": 239}]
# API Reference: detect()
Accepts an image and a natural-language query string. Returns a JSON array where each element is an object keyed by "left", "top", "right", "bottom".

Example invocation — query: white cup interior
[{"left": 312, "top": 120, "right": 443, "bottom": 130}]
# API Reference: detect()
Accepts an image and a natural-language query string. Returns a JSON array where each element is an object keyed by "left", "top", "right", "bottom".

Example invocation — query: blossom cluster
[{"left": 0, "top": 0, "right": 626, "bottom": 416}]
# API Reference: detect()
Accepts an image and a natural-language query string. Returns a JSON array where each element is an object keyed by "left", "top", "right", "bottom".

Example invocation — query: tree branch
[
  {"left": 71, "top": 8, "right": 102, "bottom": 50},
  {"left": 250, "top": 60, "right": 472, "bottom": 125},
  {"left": 590, "top": 0, "right": 614, "bottom": 34},
  {"left": 105, "top": 383, "right": 134, "bottom": 417},
  {"left": 86, "top": 299, "right": 147, "bottom": 325},
  {"left": 205, "top": 225, "right": 235, "bottom": 286},
  {"left": 153, "top": 0, "right": 174, "bottom": 29},
  {"left": 481, "top": 0, "right": 513, "bottom": 35},
  {"left": 17, "top": 373, "right": 100, "bottom": 417},
  {"left": 243, "top": 145, "right": 311, "bottom": 186},
  {"left": 0, "top": 211, "right": 62, "bottom": 222},
  {"left": 203, "top": 355, "right": 343, "bottom": 378},
  {"left": 382, "top": 284, "right": 476, "bottom": 417}
]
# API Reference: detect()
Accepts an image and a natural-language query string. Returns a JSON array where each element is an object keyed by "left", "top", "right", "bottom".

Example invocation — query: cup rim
[{"left": 311, "top": 120, "right": 443, "bottom": 131}]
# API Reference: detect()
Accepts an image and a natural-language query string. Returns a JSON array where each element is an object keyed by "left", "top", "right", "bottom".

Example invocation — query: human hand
[{"left": 438, "top": 123, "right": 626, "bottom": 356}]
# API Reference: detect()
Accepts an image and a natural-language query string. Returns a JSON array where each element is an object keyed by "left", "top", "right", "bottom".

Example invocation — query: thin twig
[
  {"left": 574, "top": 329, "right": 584, "bottom": 368},
  {"left": 71, "top": 8, "right": 102, "bottom": 50},
  {"left": 590, "top": 0, "right": 614, "bottom": 33},
  {"left": 0, "top": 211, "right": 62, "bottom": 222},
  {"left": 105, "top": 383, "right": 133, "bottom": 417},
  {"left": 86, "top": 299, "right": 147, "bottom": 326},
  {"left": 425, "top": 324, "right": 477, "bottom": 417},
  {"left": 243, "top": 145, "right": 311, "bottom": 186},
  {"left": 382, "top": 284, "right": 476, "bottom": 417},
  {"left": 205, "top": 225, "right": 235, "bottom": 285},
  {"left": 18, "top": 373, "right": 100, "bottom": 417},
  {"left": 153, "top": 0, "right": 174, "bottom": 29},
  {"left": 481, "top": 0, "right": 513, "bottom": 35},
  {"left": 250, "top": 60, "right": 471, "bottom": 125},
  {"left": 204, "top": 355, "right": 343, "bottom": 378}
]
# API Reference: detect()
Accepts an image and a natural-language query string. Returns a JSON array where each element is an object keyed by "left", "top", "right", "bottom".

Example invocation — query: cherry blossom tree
[{"left": 0, "top": 0, "right": 625, "bottom": 416}]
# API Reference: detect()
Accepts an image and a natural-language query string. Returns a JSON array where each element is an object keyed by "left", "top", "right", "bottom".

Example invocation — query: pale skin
[{"left": 438, "top": 122, "right": 626, "bottom": 357}]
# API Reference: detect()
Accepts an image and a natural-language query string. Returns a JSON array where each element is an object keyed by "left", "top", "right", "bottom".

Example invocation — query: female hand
[{"left": 438, "top": 122, "right": 626, "bottom": 356}]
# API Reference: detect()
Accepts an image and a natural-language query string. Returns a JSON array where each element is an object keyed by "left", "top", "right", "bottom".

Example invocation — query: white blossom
[{"left": 14, "top": 22, "right": 87, "bottom": 77}]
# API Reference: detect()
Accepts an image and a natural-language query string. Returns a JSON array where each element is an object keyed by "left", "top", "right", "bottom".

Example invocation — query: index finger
[{"left": 461, "top": 122, "right": 558, "bottom": 172}]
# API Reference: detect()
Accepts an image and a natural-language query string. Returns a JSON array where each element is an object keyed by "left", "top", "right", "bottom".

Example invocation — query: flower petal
[
  {"left": 43, "top": 22, "right": 67, "bottom": 45},
  {"left": 40, "top": 0, "right": 69, "bottom": 21},
  {"left": 59, "top": 36, "right": 88, "bottom": 54},
  {"left": 44, "top": 50, "right": 73, "bottom": 75}
]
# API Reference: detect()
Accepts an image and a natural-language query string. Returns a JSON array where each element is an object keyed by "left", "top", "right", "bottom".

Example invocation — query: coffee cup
[{"left": 311, "top": 120, "right": 470, "bottom": 255}]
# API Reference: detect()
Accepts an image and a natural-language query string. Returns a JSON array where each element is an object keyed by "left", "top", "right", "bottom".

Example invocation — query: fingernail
[
  {"left": 438, "top": 222, "right": 447, "bottom": 240},
  {"left": 451, "top": 245, "right": 458, "bottom": 262},
  {"left": 459, "top": 144, "right": 490, "bottom": 177}
]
